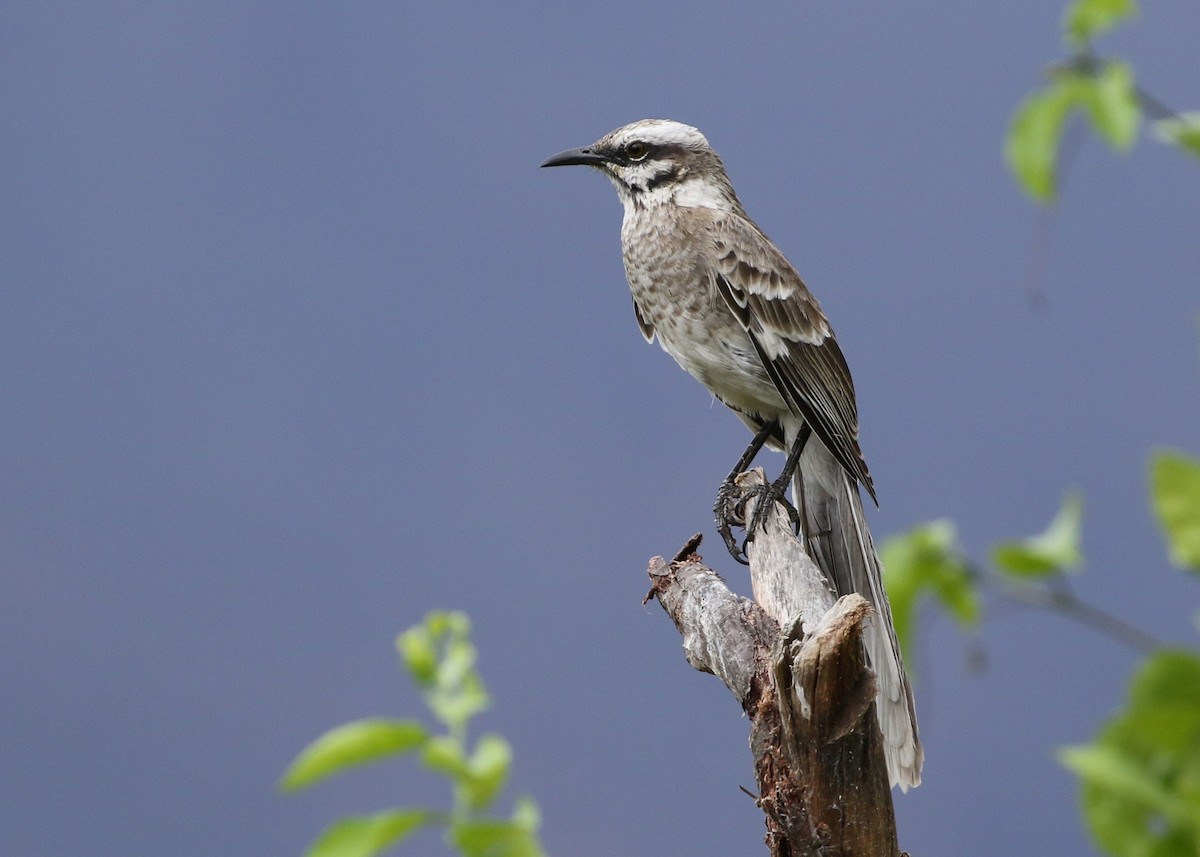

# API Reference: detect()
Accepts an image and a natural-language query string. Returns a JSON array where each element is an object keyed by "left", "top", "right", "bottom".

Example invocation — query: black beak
[{"left": 540, "top": 146, "right": 610, "bottom": 168}]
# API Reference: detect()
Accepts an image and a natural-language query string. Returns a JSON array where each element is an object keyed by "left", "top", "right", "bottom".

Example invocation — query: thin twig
[
  {"left": 1135, "top": 86, "right": 1180, "bottom": 123},
  {"left": 979, "top": 571, "right": 1164, "bottom": 655}
]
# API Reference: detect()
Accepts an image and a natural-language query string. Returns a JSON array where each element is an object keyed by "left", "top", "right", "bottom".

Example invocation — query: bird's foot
[
  {"left": 742, "top": 470, "right": 801, "bottom": 551},
  {"left": 714, "top": 476, "right": 749, "bottom": 565},
  {"left": 714, "top": 470, "right": 801, "bottom": 566}
]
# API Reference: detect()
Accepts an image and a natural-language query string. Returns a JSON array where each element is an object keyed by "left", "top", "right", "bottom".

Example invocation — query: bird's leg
[
  {"left": 715, "top": 421, "right": 777, "bottom": 564},
  {"left": 742, "top": 423, "right": 812, "bottom": 556}
]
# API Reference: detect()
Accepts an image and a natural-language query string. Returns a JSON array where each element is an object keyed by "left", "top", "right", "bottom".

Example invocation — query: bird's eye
[{"left": 625, "top": 141, "right": 650, "bottom": 161}]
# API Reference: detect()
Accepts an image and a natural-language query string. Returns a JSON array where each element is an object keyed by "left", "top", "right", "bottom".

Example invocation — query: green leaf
[
  {"left": 437, "top": 635, "right": 479, "bottom": 693},
  {"left": 426, "top": 610, "right": 471, "bottom": 638},
  {"left": 1150, "top": 450, "right": 1200, "bottom": 571},
  {"left": 398, "top": 626, "right": 438, "bottom": 686},
  {"left": 1073, "top": 773, "right": 1158, "bottom": 857},
  {"left": 1062, "top": 652, "right": 1200, "bottom": 856},
  {"left": 462, "top": 734, "right": 513, "bottom": 810},
  {"left": 427, "top": 680, "right": 490, "bottom": 733},
  {"left": 1061, "top": 743, "right": 1199, "bottom": 856},
  {"left": 1061, "top": 744, "right": 1181, "bottom": 818},
  {"left": 1063, "top": 0, "right": 1137, "bottom": 45},
  {"left": 306, "top": 809, "right": 432, "bottom": 857},
  {"left": 992, "top": 493, "right": 1084, "bottom": 578},
  {"left": 511, "top": 797, "right": 542, "bottom": 833},
  {"left": 402, "top": 610, "right": 491, "bottom": 731},
  {"left": 449, "top": 819, "right": 546, "bottom": 857},
  {"left": 1006, "top": 80, "right": 1080, "bottom": 203},
  {"left": 1125, "top": 651, "right": 1200, "bottom": 754},
  {"left": 281, "top": 719, "right": 429, "bottom": 792},
  {"left": 1007, "top": 60, "right": 1141, "bottom": 203},
  {"left": 881, "top": 520, "right": 979, "bottom": 664},
  {"left": 422, "top": 735, "right": 470, "bottom": 780},
  {"left": 427, "top": 633, "right": 489, "bottom": 729},
  {"left": 1154, "top": 113, "right": 1200, "bottom": 158},
  {"left": 1084, "top": 61, "right": 1140, "bottom": 151},
  {"left": 399, "top": 611, "right": 476, "bottom": 688}
]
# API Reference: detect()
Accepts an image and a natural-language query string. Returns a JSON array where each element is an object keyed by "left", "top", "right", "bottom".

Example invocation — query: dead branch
[{"left": 645, "top": 470, "right": 900, "bottom": 857}]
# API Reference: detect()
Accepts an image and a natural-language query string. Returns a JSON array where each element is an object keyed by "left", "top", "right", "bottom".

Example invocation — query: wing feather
[
  {"left": 710, "top": 214, "right": 876, "bottom": 500},
  {"left": 632, "top": 298, "right": 655, "bottom": 343}
]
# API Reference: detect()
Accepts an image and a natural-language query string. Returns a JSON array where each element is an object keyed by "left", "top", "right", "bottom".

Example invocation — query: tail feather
[{"left": 794, "top": 432, "right": 923, "bottom": 791}]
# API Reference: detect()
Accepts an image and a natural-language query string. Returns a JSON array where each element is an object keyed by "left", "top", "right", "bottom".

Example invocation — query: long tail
[{"left": 794, "top": 430, "right": 923, "bottom": 791}]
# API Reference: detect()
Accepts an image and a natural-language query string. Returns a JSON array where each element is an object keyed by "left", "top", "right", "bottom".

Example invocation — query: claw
[
  {"left": 713, "top": 421, "right": 812, "bottom": 566},
  {"left": 743, "top": 474, "right": 801, "bottom": 548},
  {"left": 714, "top": 475, "right": 751, "bottom": 565}
]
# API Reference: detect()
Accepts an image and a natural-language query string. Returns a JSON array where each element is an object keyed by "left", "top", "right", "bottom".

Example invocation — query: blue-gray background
[{"left": 3, "top": 4, "right": 1197, "bottom": 855}]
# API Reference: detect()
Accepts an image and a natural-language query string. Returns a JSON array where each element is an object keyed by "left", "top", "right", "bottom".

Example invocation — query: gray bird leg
[
  {"left": 743, "top": 423, "right": 811, "bottom": 552},
  {"left": 715, "top": 421, "right": 810, "bottom": 565}
]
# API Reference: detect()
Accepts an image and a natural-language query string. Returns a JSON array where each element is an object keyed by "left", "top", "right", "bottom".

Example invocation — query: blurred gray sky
[{"left": 2, "top": 3, "right": 1198, "bottom": 855}]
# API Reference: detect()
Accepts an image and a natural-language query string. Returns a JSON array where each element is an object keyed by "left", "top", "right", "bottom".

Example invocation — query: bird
[{"left": 540, "top": 119, "right": 922, "bottom": 791}]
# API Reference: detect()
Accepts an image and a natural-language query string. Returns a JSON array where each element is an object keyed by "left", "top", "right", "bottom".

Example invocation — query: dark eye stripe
[{"left": 641, "top": 164, "right": 681, "bottom": 192}]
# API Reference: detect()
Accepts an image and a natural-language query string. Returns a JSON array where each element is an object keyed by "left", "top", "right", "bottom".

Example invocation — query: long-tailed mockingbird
[{"left": 540, "top": 119, "right": 922, "bottom": 790}]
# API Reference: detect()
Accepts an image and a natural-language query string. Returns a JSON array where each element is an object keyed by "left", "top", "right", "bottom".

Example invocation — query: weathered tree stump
[{"left": 645, "top": 469, "right": 900, "bottom": 856}]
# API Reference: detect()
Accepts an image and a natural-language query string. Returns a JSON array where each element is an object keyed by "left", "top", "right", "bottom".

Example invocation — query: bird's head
[{"left": 541, "top": 119, "right": 742, "bottom": 213}]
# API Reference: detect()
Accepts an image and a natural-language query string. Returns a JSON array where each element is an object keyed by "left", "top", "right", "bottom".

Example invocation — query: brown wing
[{"left": 710, "top": 213, "right": 876, "bottom": 500}]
